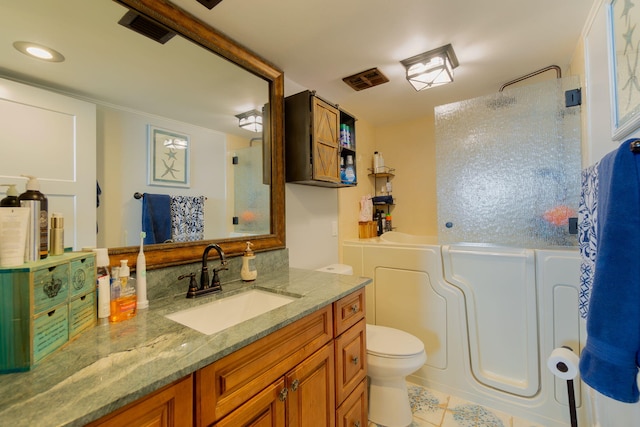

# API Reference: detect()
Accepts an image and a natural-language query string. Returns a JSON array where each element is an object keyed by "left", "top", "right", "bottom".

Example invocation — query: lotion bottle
[
  {"left": 0, "top": 184, "right": 19, "bottom": 207},
  {"left": 93, "top": 248, "right": 111, "bottom": 324},
  {"left": 241, "top": 241, "right": 257, "bottom": 282}
]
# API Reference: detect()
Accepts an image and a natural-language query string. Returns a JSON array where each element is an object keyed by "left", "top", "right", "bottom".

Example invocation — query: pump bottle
[
  {"left": 19, "top": 175, "right": 48, "bottom": 260},
  {"left": 0, "top": 184, "right": 19, "bottom": 207},
  {"left": 241, "top": 241, "right": 257, "bottom": 281}
]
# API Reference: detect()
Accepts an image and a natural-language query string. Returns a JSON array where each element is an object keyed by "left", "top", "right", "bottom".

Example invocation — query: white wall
[{"left": 97, "top": 105, "right": 227, "bottom": 247}]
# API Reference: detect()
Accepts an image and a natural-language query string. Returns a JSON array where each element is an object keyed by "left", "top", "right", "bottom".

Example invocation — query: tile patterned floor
[{"left": 369, "top": 382, "right": 545, "bottom": 427}]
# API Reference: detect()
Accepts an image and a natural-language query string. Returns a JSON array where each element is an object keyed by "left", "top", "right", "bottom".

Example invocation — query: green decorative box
[{"left": 0, "top": 252, "right": 96, "bottom": 373}]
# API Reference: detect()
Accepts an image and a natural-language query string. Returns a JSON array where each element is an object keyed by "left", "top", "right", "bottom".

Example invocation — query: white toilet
[{"left": 366, "top": 323, "right": 427, "bottom": 427}]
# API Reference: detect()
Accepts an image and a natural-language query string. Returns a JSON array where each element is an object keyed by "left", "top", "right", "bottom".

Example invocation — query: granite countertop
[{"left": 0, "top": 267, "right": 371, "bottom": 427}]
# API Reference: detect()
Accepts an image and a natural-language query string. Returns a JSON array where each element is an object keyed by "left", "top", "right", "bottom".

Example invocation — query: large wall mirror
[{"left": 0, "top": 0, "right": 285, "bottom": 269}]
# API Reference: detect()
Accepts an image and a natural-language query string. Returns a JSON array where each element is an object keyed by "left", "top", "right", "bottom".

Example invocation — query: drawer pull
[
  {"left": 352, "top": 356, "right": 359, "bottom": 365},
  {"left": 350, "top": 304, "right": 359, "bottom": 313},
  {"left": 290, "top": 379, "right": 300, "bottom": 392},
  {"left": 278, "top": 387, "right": 288, "bottom": 402}
]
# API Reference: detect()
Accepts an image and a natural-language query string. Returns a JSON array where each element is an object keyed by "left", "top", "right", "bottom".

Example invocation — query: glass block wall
[
  {"left": 435, "top": 76, "right": 581, "bottom": 247},
  {"left": 233, "top": 144, "right": 270, "bottom": 236}
]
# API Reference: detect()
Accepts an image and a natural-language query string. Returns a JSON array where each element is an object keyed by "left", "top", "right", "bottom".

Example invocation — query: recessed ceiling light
[{"left": 13, "top": 41, "right": 65, "bottom": 62}]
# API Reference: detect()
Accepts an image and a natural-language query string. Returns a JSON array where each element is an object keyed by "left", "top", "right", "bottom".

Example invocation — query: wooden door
[
  {"left": 311, "top": 97, "right": 340, "bottom": 183},
  {"left": 286, "top": 343, "right": 336, "bottom": 427}
]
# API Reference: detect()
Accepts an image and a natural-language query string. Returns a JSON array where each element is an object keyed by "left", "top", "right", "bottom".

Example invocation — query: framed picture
[
  {"left": 147, "top": 125, "right": 190, "bottom": 187},
  {"left": 609, "top": 0, "right": 640, "bottom": 140}
]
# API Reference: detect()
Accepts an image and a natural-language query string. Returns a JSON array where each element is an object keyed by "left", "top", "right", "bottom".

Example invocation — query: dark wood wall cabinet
[{"left": 285, "top": 90, "right": 357, "bottom": 187}]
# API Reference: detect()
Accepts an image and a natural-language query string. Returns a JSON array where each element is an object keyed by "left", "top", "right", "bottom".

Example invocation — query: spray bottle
[
  {"left": 18, "top": 175, "right": 48, "bottom": 260},
  {"left": 136, "top": 232, "right": 149, "bottom": 309}
]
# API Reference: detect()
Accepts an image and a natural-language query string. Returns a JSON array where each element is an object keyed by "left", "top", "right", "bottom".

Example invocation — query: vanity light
[
  {"left": 235, "top": 109, "right": 263, "bottom": 133},
  {"left": 13, "top": 41, "right": 65, "bottom": 62},
  {"left": 400, "top": 44, "right": 458, "bottom": 91}
]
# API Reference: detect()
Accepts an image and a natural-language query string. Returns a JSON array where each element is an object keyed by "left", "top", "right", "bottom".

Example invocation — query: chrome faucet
[{"left": 178, "top": 243, "right": 228, "bottom": 298}]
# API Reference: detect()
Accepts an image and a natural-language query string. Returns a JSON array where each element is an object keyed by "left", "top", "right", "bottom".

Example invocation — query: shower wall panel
[{"left": 435, "top": 77, "right": 582, "bottom": 247}]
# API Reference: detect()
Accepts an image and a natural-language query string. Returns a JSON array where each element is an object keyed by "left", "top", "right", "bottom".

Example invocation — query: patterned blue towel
[
  {"left": 170, "top": 196, "right": 205, "bottom": 242},
  {"left": 578, "top": 162, "right": 599, "bottom": 318},
  {"left": 579, "top": 139, "right": 640, "bottom": 403}
]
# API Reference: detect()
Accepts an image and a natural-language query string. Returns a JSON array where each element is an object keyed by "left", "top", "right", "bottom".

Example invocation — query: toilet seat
[{"left": 366, "top": 324, "right": 424, "bottom": 358}]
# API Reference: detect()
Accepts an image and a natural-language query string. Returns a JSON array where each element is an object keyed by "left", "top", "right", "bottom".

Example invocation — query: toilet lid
[{"left": 366, "top": 324, "right": 424, "bottom": 357}]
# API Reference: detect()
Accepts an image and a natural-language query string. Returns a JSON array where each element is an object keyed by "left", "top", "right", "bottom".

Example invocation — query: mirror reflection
[{"left": 1, "top": 0, "right": 271, "bottom": 250}]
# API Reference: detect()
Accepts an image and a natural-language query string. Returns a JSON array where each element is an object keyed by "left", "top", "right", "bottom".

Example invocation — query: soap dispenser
[
  {"left": 0, "top": 184, "right": 19, "bottom": 207},
  {"left": 241, "top": 241, "right": 257, "bottom": 282}
]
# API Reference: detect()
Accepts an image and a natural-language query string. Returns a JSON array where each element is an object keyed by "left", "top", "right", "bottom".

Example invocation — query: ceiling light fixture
[
  {"left": 235, "top": 109, "right": 263, "bottom": 133},
  {"left": 400, "top": 44, "right": 458, "bottom": 91},
  {"left": 13, "top": 41, "right": 65, "bottom": 62}
]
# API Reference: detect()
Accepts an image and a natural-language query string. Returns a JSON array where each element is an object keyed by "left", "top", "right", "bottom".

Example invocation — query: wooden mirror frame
[{"left": 109, "top": 0, "right": 285, "bottom": 269}]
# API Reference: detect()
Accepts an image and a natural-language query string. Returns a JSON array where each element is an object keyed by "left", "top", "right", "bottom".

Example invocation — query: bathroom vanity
[{"left": 0, "top": 268, "right": 370, "bottom": 427}]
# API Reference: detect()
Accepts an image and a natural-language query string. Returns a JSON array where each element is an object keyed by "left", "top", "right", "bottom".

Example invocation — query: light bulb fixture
[
  {"left": 400, "top": 44, "right": 458, "bottom": 91},
  {"left": 13, "top": 41, "right": 65, "bottom": 62},
  {"left": 235, "top": 109, "right": 263, "bottom": 133}
]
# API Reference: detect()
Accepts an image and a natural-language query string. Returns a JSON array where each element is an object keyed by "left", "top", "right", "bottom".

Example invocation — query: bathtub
[{"left": 344, "top": 232, "right": 586, "bottom": 427}]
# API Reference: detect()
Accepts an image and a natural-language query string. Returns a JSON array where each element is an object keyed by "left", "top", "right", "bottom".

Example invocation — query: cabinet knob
[
  {"left": 278, "top": 387, "right": 288, "bottom": 402},
  {"left": 290, "top": 379, "right": 300, "bottom": 392},
  {"left": 351, "top": 304, "right": 359, "bottom": 313},
  {"left": 352, "top": 356, "right": 359, "bottom": 365},
  {"left": 354, "top": 421, "right": 361, "bottom": 427}
]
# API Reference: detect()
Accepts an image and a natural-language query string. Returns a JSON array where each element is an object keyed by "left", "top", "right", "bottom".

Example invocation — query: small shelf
[{"left": 368, "top": 167, "right": 395, "bottom": 178}]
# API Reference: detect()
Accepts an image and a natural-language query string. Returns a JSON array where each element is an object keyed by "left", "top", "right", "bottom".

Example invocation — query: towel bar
[{"left": 629, "top": 139, "right": 640, "bottom": 153}]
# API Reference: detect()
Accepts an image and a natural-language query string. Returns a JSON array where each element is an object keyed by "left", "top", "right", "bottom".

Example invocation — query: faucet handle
[{"left": 178, "top": 273, "right": 199, "bottom": 298}]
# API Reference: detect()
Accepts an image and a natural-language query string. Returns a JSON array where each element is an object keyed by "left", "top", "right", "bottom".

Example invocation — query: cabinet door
[
  {"left": 214, "top": 378, "right": 286, "bottom": 427},
  {"left": 86, "top": 375, "right": 193, "bottom": 427},
  {"left": 335, "top": 319, "right": 367, "bottom": 405},
  {"left": 312, "top": 97, "right": 340, "bottom": 183},
  {"left": 286, "top": 343, "right": 336, "bottom": 427},
  {"left": 336, "top": 379, "right": 367, "bottom": 427}
]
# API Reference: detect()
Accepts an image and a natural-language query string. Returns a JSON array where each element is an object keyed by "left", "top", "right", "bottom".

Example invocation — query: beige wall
[{"left": 337, "top": 113, "right": 438, "bottom": 260}]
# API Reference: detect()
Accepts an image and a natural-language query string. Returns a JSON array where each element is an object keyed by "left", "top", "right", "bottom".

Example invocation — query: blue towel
[
  {"left": 579, "top": 138, "right": 640, "bottom": 403},
  {"left": 141, "top": 193, "right": 171, "bottom": 244}
]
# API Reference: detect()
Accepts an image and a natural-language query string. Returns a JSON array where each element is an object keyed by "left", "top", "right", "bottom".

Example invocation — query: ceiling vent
[
  {"left": 118, "top": 10, "right": 176, "bottom": 44},
  {"left": 196, "top": 0, "right": 224, "bottom": 9},
  {"left": 342, "top": 68, "right": 389, "bottom": 91}
]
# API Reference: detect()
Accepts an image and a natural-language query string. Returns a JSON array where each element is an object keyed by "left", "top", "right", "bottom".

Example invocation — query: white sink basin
[{"left": 165, "top": 289, "right": 296, "bottom": 335}]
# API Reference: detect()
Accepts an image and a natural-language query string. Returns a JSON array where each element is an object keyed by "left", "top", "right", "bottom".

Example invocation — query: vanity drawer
[
  {"left": 33, "top": 263, "right": 70, "bottom": 313},
  {"left": 336, "top": 378, "right": 367, "bottom": 427},
  {"left": 335, "top": 318, "right": 367, "bottom": 405},
  {"left": 69, "top": 291, "right": 96, "bottom": 338},
  {"left": 70, "top": 255, "right": 96, "bottom": 298},
  {"left": 333, "top": 287, "right": 365, "bottom": 336},
  {"left": 33, "top": 303, "right": 69, "bottom": 364},
  {"left": 196, "top": 304, "right": 333, "bottom": 425}
]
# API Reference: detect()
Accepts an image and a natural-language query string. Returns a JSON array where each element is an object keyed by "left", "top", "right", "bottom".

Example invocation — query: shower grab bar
[{"left": 499, "top": 65, "right": 562, "bottom": 92}]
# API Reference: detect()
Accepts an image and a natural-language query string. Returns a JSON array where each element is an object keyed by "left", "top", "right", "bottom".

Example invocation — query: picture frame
[
  {"left": 608, "top": 0, "right": 640, "bottom": 140},
  {"left": 147, "top": 125, "right": 190, "bottom": 187}
]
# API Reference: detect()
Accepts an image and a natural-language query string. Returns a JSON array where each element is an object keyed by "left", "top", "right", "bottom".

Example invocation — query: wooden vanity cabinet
[{"left": 285, "top": 90, "right": 357, "bottom": 187}]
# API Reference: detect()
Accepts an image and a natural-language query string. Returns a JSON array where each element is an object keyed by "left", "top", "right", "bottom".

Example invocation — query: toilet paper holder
[{"left": 547, "top": 346, "right": 579, "bottom": 427}]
